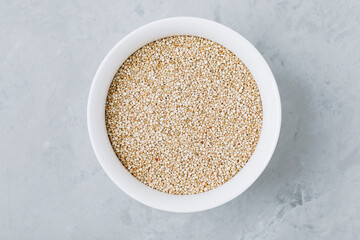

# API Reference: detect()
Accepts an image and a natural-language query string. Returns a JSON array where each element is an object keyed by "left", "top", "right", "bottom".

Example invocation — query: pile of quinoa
[{"left": 105, "top": 36, "right": 262, "bottom": 195}]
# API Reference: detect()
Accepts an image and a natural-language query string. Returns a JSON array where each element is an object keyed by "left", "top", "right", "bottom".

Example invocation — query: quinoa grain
[{"left": 105, "top": 36, "right": 263, "bottom": 195}]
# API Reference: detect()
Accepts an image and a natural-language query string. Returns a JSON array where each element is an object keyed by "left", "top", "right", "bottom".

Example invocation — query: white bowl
[{"left": 87, "top": 17, "right": 281, "bottom": 213}]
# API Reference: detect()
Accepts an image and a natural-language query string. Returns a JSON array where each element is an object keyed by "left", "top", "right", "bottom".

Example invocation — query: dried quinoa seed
[{"left": 105, "top": 35, "right": 263, "bottom": 195}]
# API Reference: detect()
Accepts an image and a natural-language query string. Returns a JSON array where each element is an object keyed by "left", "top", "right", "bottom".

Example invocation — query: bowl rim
[{"left": 87, "top": 17, "right": 281, "bottom": 213}]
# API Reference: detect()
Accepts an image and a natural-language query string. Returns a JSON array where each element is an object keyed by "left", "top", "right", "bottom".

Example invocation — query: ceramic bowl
[{"left": 87, "top": 17, "right": 281, "bottom": 212}]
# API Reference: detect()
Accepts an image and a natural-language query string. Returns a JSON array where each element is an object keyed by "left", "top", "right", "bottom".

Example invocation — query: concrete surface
[{"left": 1, "top": 0, "right": 360, "bottom": 239}]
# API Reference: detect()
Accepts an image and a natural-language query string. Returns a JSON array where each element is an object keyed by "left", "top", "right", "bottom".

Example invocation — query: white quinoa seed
[{"left": 105, "top": 35, "right": 263, "bottom": 195}]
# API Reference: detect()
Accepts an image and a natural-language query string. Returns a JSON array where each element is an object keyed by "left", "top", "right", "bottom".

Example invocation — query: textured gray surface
[{"left": 1, "top": 0, "right": 360, "bottom": 239}]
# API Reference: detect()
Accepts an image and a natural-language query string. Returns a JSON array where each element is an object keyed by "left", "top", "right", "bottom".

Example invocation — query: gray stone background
[{"left": 1, "top": 0, "right": 359, "bottom": 239}]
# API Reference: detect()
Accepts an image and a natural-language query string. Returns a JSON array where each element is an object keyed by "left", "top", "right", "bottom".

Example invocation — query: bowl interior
[{"left": 87, "top": 17, "right": 281, "bottom": 213}]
